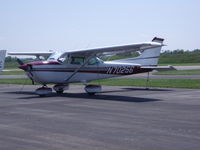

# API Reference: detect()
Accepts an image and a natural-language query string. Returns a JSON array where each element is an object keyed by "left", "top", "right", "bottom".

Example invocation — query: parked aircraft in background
[
  {"left": 0, "top": 50, "right": 6, "bottom": 73},
  {"left": 8, "top": 37, "right": 174, "bottom": 96}
]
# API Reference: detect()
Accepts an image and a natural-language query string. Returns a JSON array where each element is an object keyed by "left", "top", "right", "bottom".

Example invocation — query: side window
[
  {"left": 71, "top": 57, "right": 85, "bottom": 65},
  {"left": 88, "top": 58, "right": 99, "bottom": 65}
]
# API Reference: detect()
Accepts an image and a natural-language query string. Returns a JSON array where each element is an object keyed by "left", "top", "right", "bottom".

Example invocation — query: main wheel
[
  {"left": 87, "top": 92, "right": 95, "bottom": 95},
  {"left": 84, "top": 85, "right": 101, "bottom": 95},
  {"left": 56, "top": 90, "right": 64, "bottom": 94},
  {"left": 39, "top": 94, "right": 46, "bottom": 97},
  {"left": 35, "top": 87, "right": 53, "bottom": 97}
]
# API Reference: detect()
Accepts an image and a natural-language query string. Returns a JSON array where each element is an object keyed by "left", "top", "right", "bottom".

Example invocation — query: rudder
[{"left": 114, "top": 37, "right": 164, "bottom": 66}]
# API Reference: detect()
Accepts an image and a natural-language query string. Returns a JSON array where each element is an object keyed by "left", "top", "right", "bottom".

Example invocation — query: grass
[
  {"left": 90, "top": 79, "right": 200, "bottom": 89},
  {"left": 1, "top": 70, "right": 25, "bottom": 75},
  {"left": 0, "top": 78, "right": 32, "bottom": 84},
  {"left": 1, "top": 78, "right": 200, "bottom": 89},
  {"left": 158, "top": 63, "right": 200, "bottom": 66},
  {"left": 153, "top": 69, "right": 200, "bottom": 75},
  {"left": 4, "top": 61, "right": 19, "bottom": 69},
  {"left": 158, "top": 53, "right": 200, "bottom": 64}
]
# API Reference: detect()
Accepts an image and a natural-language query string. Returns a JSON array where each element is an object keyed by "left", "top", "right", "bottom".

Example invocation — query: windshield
[{"left": 47, "top": 52, "right": 63, "bottom": 61}]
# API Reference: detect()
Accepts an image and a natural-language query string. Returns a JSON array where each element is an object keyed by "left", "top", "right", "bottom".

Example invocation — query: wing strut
[{"left": 65, "top": 54, "right": 96, "bottom": 82}]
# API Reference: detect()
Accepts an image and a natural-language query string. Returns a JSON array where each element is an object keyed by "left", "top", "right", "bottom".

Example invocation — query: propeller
[
  {"left": 16, "top": 58, "right": 24, "bottom": 65},
  {"left": 16, "top": 58, "right": 35, "bottom": 85},
  {"left": 27, "top": 65, "right": 35, "bottom": 85}
]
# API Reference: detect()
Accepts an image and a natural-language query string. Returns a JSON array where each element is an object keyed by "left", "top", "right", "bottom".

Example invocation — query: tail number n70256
[{"left": 106, "top": 66, "right": 134, "bottom": 75}]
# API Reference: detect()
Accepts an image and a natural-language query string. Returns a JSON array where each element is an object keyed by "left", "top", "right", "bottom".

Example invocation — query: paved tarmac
[
  {"left": 0, "top": 73, "right": 200, "bottom": 79},
  {"left": 0, "top": 84, "right": 200, "bottom": 150}
]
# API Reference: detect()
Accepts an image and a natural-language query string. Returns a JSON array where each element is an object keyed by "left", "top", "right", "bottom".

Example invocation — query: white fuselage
[{"left": 20, "top": 59, "right": 152, "bottom": 85}]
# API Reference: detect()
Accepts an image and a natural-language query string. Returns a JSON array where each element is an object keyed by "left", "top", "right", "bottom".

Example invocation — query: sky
[{"left": 0, "top": 0, "right": 200, "bottom": 53}]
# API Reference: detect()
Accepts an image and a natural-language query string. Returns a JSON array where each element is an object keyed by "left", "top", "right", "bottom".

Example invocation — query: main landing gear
[
  {"left": 35, "top": 86, "right": 52, "bottom": 97},
  {"left": 35, "top": 84, "right": 69, "bottom": 96},
  {"left": 35, "top": 84, "right": 101, "bottom": 96},
  {"left": 84, "top": 84, "right": 102, "bottom": 95}
]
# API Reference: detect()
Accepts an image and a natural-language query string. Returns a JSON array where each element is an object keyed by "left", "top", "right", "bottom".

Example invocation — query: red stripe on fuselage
[
  {"left": 31, "top": 67, "right": 152, "bottom": 75},
  {"left": 28, "top": 61, "right": 60, "bottom": 66}
]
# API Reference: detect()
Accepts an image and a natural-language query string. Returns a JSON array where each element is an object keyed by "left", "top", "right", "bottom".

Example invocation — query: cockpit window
[{"left": 71, "top": 57, "right": 85, "bottom": 65}]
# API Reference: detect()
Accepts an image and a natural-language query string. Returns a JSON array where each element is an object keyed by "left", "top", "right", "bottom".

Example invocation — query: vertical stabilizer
[
  {"left": 0, "top": 50, "right": 6, "bottom": 72},
  {"left": 152, "top": 37, "right": 164, "bottom": 44},
  {"left": 112, "top": 37, "right": 164, "bottom": 66}
]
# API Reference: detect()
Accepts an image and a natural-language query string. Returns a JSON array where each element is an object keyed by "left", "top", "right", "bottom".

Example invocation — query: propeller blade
[
  {"left": 17, "top": 58, "right": 24, "bottom": 65},
  {"left": 27, "top": 65, "right": 34, "bottom": 84}
]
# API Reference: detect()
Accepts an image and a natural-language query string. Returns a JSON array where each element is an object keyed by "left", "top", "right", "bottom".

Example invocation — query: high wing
[
  {"left": 8, "top": 38, "right": 164, "bottom": 59},
  {"left": 8, "top": 52, "right": 53, "bottom": 59},
  {"left": 59, "top": 41, "right": 164, "bottom": 58}
]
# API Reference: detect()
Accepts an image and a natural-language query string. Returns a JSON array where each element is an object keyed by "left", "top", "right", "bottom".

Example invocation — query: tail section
[
  {"left": 0, "top": 50, "right": 6, "bottom": 72},
  {"left": 152, "top": 37, "right": 164, "bottom": 43},
  {"left": 114, "top": 37, "right": 164, "bottom": 66}
]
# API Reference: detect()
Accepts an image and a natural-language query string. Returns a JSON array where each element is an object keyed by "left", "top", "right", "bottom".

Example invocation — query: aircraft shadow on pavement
[
  {"left": 5, "top": 91, "right": 161, "bottom": 103},
  {"left": 59, "top": 93, "right": 161, "bottom": 103},
  {"left": 101, "top": 87, "right": 172, "bottom": 94},
  {"left": 122, "top": 87, "right": 172, "bottom": 91}
]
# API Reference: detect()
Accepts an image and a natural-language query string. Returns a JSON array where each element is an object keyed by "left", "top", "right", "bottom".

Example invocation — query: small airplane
[
  {"left": 8, "top": 37, "right": 174, "bottom": 96},
  {"left": 0, "top": 50, "right": 6, "bottom": 73}
]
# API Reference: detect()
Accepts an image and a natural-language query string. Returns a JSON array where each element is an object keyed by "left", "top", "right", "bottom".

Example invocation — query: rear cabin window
[{"left": 71, "top": 57, "right": 84, "bottom": 65}]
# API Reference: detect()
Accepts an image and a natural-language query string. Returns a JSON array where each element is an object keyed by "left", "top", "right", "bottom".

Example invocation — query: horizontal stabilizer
[
  {"left": 8, "top": 52, "right": 53, "bottom": 59},
  {"left": 141, "top": 65, "right": 176, "bottom": 72}
]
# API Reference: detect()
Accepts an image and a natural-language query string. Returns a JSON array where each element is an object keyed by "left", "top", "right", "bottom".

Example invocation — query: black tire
[
  {"left": 87, "top": 92, "right": 95, "bottom": 95},
  {"left": 56, "top": 90, "right": 64, "bottom": 94},
  {"left": 39, "top": 94, "right": 46, "bottom": 97}
]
